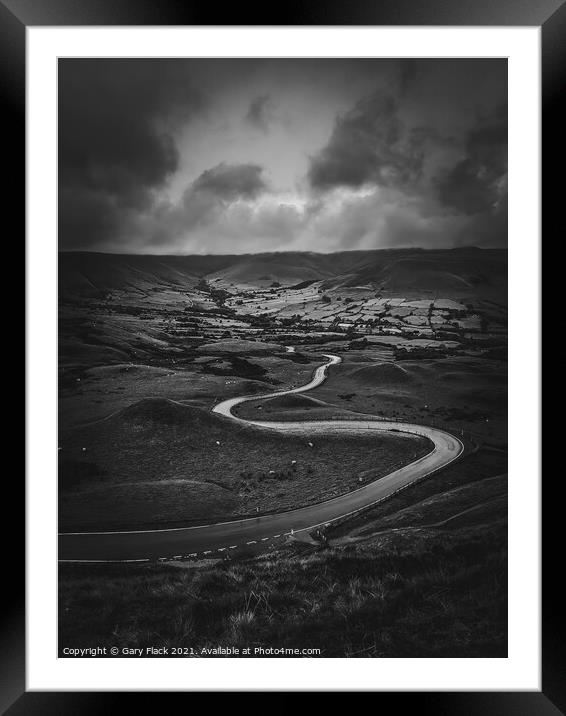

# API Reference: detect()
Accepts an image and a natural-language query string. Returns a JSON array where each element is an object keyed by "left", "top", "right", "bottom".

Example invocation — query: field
[
  {"left": 234, "top": 351, "right": 507, "bottom": 448},
  {"left": 58, "top": 247, "right": 507, "bottom": 657},
  {"left": 59, "top": 398, "right": 429, "bottom": 531}
]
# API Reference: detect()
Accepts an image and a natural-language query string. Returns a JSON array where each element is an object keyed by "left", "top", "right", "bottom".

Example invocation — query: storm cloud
[
  {"left": 245, "top": 95, "right": 273, "bottom": 133},
  {"left": 192, "top": 162, "right": 267, "bottom": 200},
  {"left": 435, "top": 104, "right": 508, "bottom": 215},
  {"left": 308, "top": 91, "right": 428, "bottom": 192},
  {"left": 143, "top": 162, "right": 270, "bottom": 249},
  {"left": 58, "top": 58, "right": 507, "bottom": 254},
  {"left": 58, "top": 59, "right": 202, "bottom": 249}
]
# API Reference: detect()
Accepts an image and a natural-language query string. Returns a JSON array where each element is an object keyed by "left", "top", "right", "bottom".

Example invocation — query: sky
[{"left": 58, "top": 58, "right": 507, "bottom": 255}]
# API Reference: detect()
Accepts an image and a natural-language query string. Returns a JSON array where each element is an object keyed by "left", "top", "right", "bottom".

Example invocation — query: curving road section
[{"left": 59, "top": 353, "right": 463, "bottom": 562}]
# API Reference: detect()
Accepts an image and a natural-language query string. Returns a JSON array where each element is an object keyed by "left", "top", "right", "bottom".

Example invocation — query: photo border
[{"left": 10, "top": 0, "right": 558, "bottom": 709}]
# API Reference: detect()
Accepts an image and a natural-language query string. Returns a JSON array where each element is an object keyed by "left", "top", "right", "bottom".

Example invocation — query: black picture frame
[{"left": 10, "top": 0, "right": 557, "bottom": 710}]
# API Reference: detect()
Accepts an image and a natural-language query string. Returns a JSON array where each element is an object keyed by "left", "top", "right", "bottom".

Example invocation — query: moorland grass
[
  {"left": 59, "top": 399, "right": 431, "bottom": 531},
  {"left": 59, "top": 519, "right": 507, "bottom": 658}
]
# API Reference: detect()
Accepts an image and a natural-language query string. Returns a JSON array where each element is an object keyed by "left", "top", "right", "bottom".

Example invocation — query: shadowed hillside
[
  {"left": 60, "top": 248, "right": 507, "bottom": 299},
  {"left": 350, "top": 362, "right": 414, "bottom": 385},
  {"left": 59, "top": 398, "right": 431, "bottom": 531}
]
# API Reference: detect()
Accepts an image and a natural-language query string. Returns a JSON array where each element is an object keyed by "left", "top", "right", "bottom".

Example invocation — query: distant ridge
[
  {"left": 60, "top": 246, "right": 502, "bottom": 258},
  {"left": 59, "top": 247, "right": 507, "bottom": 298}
]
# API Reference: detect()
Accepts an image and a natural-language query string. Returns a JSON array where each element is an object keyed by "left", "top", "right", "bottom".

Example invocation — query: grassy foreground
[{"left": 59, "top": 517, "right": 506, "bottom": 658}]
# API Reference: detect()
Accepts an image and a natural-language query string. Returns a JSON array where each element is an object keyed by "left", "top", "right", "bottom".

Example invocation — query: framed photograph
[{"left": 11, "top": 0, "right": 557, "bottom": 708}]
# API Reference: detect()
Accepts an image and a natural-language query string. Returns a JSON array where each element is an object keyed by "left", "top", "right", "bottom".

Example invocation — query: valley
[{"left": 58, "top": 247, "right": 507, "bottom": 657}]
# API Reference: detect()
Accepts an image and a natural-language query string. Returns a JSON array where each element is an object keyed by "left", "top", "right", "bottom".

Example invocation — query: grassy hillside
[
  {"left": 233, "top": 393, "right": 363, "bottom": 422},
  {"left": 59, "top": 398, "right": 431, "bottom": 531},
  {"left": 314, "top": 352, "right": 507, "bottom": 446},
  {"left": 59, "top": 476, "right": 507, "bottom": 658},
  {"left": 60, "top": 247, "right": 507, "bottom": 297},
  {"left": 58, "top": 252, "right": 230, "bottom": 299}
]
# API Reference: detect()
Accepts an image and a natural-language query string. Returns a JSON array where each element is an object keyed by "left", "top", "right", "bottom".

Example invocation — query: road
[{"left": 58, "top": 353, "right": 464, "bottom": 562}]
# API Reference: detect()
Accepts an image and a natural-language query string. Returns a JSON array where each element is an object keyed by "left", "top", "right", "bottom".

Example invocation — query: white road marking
[
  {"left": 59, "top": 558, "right": 150, "bottom": 564},
  {"left": 246, "top": 541, "right": 257, "bottom": 545}
]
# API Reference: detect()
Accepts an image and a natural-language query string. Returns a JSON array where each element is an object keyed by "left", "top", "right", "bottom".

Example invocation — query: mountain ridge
[{"left": 59, "top": 247, "right": 507, "bottom": 299}]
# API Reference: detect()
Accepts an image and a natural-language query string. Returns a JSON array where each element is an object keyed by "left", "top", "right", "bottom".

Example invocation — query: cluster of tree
[
  {"left": 394, "top": 346, "right": 443, "bottom": 359},
  {"left": 209, "top": 287, "right": 230, "bottom": 306},
  {"left": 278, "top": 315, "right": 303, "bottom": 327},
  {"left": 244, "top": 313, "right": 274, "bottom": 328},
  {"left": 348, "top": 337, "right": 369, "bottom": 350}
]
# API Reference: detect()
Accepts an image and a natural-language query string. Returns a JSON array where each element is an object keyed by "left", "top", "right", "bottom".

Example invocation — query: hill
[
  {"left": 349, "top": 362, "right": 415, "bottom": 385},
  {"left": 196, "top": 339, "right": 284, "bottom": 354},
  {"left": 58, "top": 398, "right": 431, "bottom": 531},
  {"left": 257, "top": 394, "right": 329, "bottom": 409},
  {"left": 59, "top": 247, "right": 507, "bottom": 300}
]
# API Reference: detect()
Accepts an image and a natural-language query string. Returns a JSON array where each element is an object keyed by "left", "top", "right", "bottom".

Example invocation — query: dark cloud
[
  {"left": 398, "top": 59, "right": 419, "bottom": 94},
  {"left": 58, "top": 58, "right": 507, "bottom": 254},
  {"left": 435, "top": 104, "right": 507, "bottom": 215},
  {"left": 308, "top": 89, "right": 507, "bottom": 250},
  {"left": 58, "top": 59, "right": 202, "bottom": 249},
  {"left": 245, "top": 95, "right": 273, "bottom": 133},
  {"left": 58, "top": 187, "right": 125, "bottom": 251},
  {"left": 453, "top": 193, "right": 508, "bottom": 248},
  {"left": 144, "top": 162, "right": 269, "bottom": 247},
  {"left": 308, "top": 90, "right": 427, "bottom": 192},
  {"left": 192, "top": 162, "right": 267, "bottom": 200}
]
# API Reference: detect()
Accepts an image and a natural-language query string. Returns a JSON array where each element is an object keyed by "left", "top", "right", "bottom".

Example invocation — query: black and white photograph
[
  {"left": 55, "top": 57, "right": 509, "bottom": 660},
  {"left": 55, "top": 57, "right": 510, "bottom": 660}
]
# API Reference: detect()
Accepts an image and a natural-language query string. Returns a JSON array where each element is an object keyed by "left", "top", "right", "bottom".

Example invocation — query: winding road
[{"left": 58, "top": 353, "right": 464, "bottom": 562}]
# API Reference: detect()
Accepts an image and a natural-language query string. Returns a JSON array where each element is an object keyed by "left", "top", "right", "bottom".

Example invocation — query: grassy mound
[
  {"left": 120, "top": 398, "right": 221, "bottom": 429},
  {"left": 349, "top": 362, "right": 414, "bottom": 385},
  {"left": 59, "top": 398, "right": 431, "bottom": 531},
  {"left": 260, "top": 394, "right": 328, "bottom": 410},
  {"left": 196, "top": 339, "right": 283, "bottom": 354}
]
